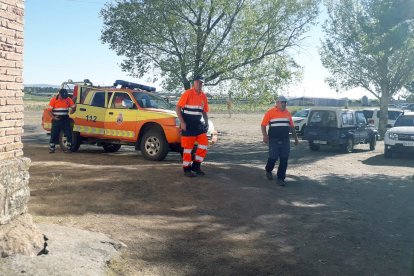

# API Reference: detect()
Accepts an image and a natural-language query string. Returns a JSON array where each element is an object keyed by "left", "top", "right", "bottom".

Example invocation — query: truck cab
[{"left": 303, "top": 108, "right": 378, "bottom": 153}]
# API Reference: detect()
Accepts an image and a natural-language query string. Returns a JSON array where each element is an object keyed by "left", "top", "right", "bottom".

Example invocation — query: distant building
[{"left": 288, "top": 97, "right": 348, "bottom": 107}]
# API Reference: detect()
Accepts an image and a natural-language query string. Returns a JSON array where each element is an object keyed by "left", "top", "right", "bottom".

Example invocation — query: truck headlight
[
  {"left": 294, "top": 119, "right": 304, "bottom": 124},
  {"left": 387, "top": 132, "right": 398, "bottom": 140}
]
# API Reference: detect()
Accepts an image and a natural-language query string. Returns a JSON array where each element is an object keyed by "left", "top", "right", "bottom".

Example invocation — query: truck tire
[
  {"left": 59, "top": 131, "right": 81, "bottom": 152},
  {"left": 102, "top": 143, "right": 121, "bottom": 152},
  {"left": 369, "top": 135, "right": 376, "bottom": 151},
  {"left": 342, "top": 138, "right": 354, "bottom": 153},
  {"left": 309, "top": 142, "right": 320, "bottom": 151},
  {"left": 140, "top": 129, "right": 169, "bottom": 161}
]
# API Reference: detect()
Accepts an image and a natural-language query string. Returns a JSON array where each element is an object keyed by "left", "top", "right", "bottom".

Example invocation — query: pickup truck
[
  {"left": 42, "top": 80, "right": 218, "bottom": 161},
  {"left": 303, "top": 107, "right": 378, "bottom": 153}
]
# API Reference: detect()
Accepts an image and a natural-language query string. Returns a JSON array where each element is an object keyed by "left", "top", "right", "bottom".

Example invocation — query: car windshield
[
  {"left": 293, "top": 109, "right": 309, "bottom": 118},
  {"left": 308, "top": 110, "right": 337, "bottom": 127},
  {"left": 394, "top": 115, "right": 414, "bottom": 127},
  {"left": 132, "top": 92, "right": 172, "bottom": 109}
]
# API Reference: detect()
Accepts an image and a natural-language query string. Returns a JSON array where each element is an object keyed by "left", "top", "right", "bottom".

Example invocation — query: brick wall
[
  {"left": 0, "top": 0, "right": 24, "bottom": 161},
  {"left": 0, "top": 0, "right": 27, "bottom": 224}
]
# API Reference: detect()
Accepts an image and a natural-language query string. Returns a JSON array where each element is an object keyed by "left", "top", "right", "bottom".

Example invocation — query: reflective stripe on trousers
[{"left": 181, "top": 133, "right": 208, "bottom": 167}]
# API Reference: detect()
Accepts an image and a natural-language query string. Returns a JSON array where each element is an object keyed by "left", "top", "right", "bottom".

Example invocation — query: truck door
[
  {"left": 355, "top": 111, "right": 368, "bottom": 142},
  {"left": 105, "top": 92, "right": 138, "bottom": 142},
  {"left": 73, "top": 90, "right": 107, "bottom": 138}
]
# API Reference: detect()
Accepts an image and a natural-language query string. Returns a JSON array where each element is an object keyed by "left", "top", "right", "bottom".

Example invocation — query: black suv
[{"left": 303, "top": 108, "right": 378, "bottom": 153}]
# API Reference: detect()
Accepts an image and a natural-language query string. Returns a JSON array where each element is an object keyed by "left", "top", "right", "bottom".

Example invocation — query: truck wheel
[
  {"left": 343, "top": 138, "right": 354, "bottom": 153},
  {"left": 309, "top": 142, "right": 320, "bottom": 151},
  {"left": 301, "top": 125, "right": 306, "bottom": 135},
  {"left": 369, "top": 136, "right": 376, "bottom": 151},
  {"left": 384, "top": 146, "right": 392, "bottom": 158},
  {"left": 102, "top": 143, "right": 121, "bottom": 152},
  {"left": 140, "top": 129, "right": 169, "bottom": 161},
  {"left": 59, "top": 131, "right": 81, "bottom": 152}
]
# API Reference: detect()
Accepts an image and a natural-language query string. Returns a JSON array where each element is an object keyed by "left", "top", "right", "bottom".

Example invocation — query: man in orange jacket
[
  {"left": 47, "top": 89, "right": 76, "bottom": 153},
  {"left": 176, "top": 75, "right": 209, "bottom": 177},
  {"left": 261, "top": 95, "right": 299, "bottom": 186}
]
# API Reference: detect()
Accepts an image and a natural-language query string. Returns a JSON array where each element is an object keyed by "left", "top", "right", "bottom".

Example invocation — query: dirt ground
[{"left": 23, "top": 110, "right": 414, "bottom": 276}]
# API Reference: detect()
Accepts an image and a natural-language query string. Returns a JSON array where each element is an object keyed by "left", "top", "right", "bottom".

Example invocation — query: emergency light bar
[{"left": 114, "top": 80, "right": 156, "bottom": 92}]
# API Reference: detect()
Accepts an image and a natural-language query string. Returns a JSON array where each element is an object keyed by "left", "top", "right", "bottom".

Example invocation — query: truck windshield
[
  {"left": 394, "top": 115, "right": 414, "bottom": 127},
  {"left": 308, "top": 110, "right": 337, "bottom": 127},
  {"left": 132, "top": 92, "right": 172, "bottom": 109}
]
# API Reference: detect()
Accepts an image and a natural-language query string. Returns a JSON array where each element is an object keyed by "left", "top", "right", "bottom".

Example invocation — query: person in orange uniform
[
  {"left": 176, "top": 75, "right": 209, "bottom": 177},
  {"left": 47, "top": 89, "right": 76, "bottom": 153},
  {"left": 261, "top": 95, "right": 299, "bottom": 186}
]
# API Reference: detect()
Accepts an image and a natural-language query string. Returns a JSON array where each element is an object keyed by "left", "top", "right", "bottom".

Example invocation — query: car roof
[
  {"left": 362, "top": 108, "right": 403, "bottom": 112},
  {"left": 401, "top": 112, "right": 414, "bottom": 116},
  {"left": 309, "top": 107, "right": 354, "bottom": 112}
]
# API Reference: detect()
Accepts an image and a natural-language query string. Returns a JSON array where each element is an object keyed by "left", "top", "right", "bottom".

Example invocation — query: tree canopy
[
  {"left": 320, "top": 0, "right": 414, "bottom": 135},
  {"left": 101, "top": 0, "right": 319, "bottom": 97}
]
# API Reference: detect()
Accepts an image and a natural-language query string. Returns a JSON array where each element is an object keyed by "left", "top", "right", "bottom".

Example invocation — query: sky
[{"left": 23, "top": 0, "right": 371, "bottom": 99}]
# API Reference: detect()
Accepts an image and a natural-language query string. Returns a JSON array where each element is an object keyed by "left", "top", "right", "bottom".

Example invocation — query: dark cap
[
  {"left": 194, "top": 75, "right": 204, "bottom": 83},
  {"left": 276, "top": 95, "right": 287, "bottom": 102},
  {"left": 59, "top": 88, "right": 68, "bottom": 99}
]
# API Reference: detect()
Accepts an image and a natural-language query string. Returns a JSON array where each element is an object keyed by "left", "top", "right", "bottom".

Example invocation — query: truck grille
[{"left": 398, "top": 134, "right": 414, "bottom": 141}]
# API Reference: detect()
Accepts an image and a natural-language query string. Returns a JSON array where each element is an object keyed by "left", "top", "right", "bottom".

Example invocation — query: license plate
[
  {"left": 314, "top": 140, "right": 327, "bottom": 144},
  {"left": 402, "top": 141, "right": 414, "bottom": 147}
]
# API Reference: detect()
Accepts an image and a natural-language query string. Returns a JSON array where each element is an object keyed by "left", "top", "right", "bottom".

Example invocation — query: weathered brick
[
  {"left": 0, "top": 90, "right": 16, "bottom": 97},
  {"left": 14, "top": 136, "right": 21, "bottom": 142},
  {"left": 14, "top": 119, "right": 23, "bottom": 126},
  {"left": 7, "top": 98, "right": 22, "bottom": 105},
  {"left": 5, "top": 68, "right": 20, "bottom": 76},
  {"left": 0, "top": 151, "right": 14, "bottom": 160},
  {"left": 14, "top": 60, "right": 22, "bottom": 68},
  {"left": 6, "top": 142, "right": 22, "bottom": 151},
  {"left": 0, "top": 105, "right": 14, "bottom": 112},
  {"left": 5, "top": 128, "right": 22, "bottom": 135},
  {"left": 0, "top": 59, "right": 15, "bottom": 67},
  {"left": 5, "top": 112, "right": 23, "bottom": 119},
  {"left": 0, "top": 74, "right": 15, "bottom": 82},
  {"left": 0, "top": 27, "right": 14, "bottom": 37},
  {"left": 0, "top": 136, "right": 15, "bottom": 145},
  {"left": 5, "top": 51, "right": 20, "bottom": 61},
  {"left": 0, "top": 120, "right": 15, "bottom": 128},
  {"left": 14, "top": 105, "right": 23, "bottom": 112},
  {"left": 6, "top": 82, "right": 22, "bottom": 90}
]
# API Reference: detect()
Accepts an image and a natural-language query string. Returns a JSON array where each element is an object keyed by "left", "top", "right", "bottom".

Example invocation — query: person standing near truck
[
  {"left": 47, "top": 89, "right": 76, "bottom": 153},
  {"left": 261, "top": 95, "right": 299, "bottom": 186},
  {"left": 176, "top": 75, "right": 209, "bottom": 177}
]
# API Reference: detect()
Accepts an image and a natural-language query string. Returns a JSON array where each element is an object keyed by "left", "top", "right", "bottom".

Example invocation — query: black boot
[
  {"left": 191, "top": 162, "right": 205, "bottom": 176},
  {"left": 183, "top": 166, "right": 196, "bottom": 177}
]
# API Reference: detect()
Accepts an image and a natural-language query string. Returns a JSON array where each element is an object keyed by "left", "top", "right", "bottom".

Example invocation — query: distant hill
[{"left": 24, "top": 84, "right": 60, "bottom": 88}]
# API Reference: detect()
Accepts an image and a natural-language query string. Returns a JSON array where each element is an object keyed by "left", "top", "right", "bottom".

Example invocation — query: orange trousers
[{"left": 181, "top": 133, "right": 208, "bottom": 168}]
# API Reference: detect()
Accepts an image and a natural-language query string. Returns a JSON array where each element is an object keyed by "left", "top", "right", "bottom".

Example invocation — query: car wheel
[
  {"left": 369, "top": 135, "right": 376, "bottom": 151},
  {"left": 59, "top": 131, "right": 81, "bottom": 152},
  {"left": 102, "top": 143, "right": 121, "bottom": 152},
  {"left": 343, "top": 138, "right": 354, "bottom": 153},
  {"left": 301, "top": 125, "right": 306, "bottom": 136},
  {"left": 140, "top": 129, "right": 169, "bottom": 161},
  {"left": 309, "top": 142, "right": 320, "bottom": 151},
  {"left": 384, "top": 146, "right": 392, "bottom": 158}
]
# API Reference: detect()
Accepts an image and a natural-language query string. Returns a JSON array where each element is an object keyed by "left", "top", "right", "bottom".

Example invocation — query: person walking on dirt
[
  {"left": 261, "top": 95, "right": 299, "bottom": 186},
  {"left": 47, "top": 89, "right": 76, "bottom": 153},
  {"left": 176, "top": 75, "right": 210, "bottom": 177}
]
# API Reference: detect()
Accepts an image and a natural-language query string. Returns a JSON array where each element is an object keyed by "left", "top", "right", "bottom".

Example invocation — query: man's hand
[
  {"left": 263, "top": 135, "right": 269, "bottom": 144},
  {"left": 294, "top": 138, "right": 299, "bottom": 146},
  {"left": 180, "top": 121, "right": 187, "bottom": 131}
]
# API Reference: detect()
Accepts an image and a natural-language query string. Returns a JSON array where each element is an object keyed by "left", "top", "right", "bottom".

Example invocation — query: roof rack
[{"left": 113, "top": 80, "right": 156, "bottom": 92}]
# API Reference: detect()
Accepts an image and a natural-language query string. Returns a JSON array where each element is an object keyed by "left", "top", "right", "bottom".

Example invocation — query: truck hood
[{"left": 387, "top": 126, "right": 414, "bottom": 134}]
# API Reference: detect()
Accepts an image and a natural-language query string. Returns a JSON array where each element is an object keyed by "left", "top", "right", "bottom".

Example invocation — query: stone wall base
[{"left": 0, "top": 213, "right": 43, "bottom": 257}]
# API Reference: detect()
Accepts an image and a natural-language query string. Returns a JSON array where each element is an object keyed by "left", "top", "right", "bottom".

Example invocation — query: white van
[{"left": 362, "top": 108, "right": 404, "bottom": 128}]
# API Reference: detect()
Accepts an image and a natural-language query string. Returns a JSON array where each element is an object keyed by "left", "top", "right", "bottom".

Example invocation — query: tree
[
  {"left": 100, "top": 0, "right": 319, "bottom": 96},
  {"left": 320, "top": 0, "right": 414, "bottom": 136}
]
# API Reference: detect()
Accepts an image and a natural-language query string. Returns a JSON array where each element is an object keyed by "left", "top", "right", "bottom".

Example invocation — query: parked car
[
  {"left": 303, "top": 107, "right": 378, "bottom": 153},
  {"left": 405, "top": 103, "right": 414, "bottom": 112},
  {"left": 292, "top": 109, "right": 309, "bottom": 135},
  {"left": 362, "top": 108, "right": 404, "bottom": 129},
  {"left": 383, "top": 112, "right": 414, "bottom": 158}
]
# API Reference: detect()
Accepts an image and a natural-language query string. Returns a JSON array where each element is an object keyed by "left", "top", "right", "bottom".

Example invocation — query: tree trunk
[
  {"left": 183, "top": 80, "right": 191, "bottom": 90},
  {"left": 378, "top": 90, "right": 390, "bottom": 139}
]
